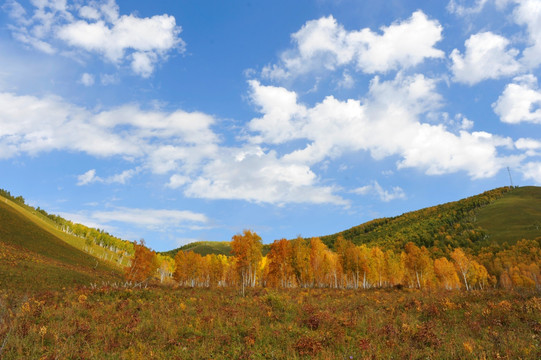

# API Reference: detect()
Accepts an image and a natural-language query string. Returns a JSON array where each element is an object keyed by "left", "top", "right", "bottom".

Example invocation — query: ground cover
[{"left": 1, "top": 286, "right": 539, "bottom": 359}]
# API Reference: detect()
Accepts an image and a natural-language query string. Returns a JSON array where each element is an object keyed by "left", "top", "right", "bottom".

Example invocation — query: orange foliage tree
[
  {"left": 125, "top": 240, "right": 158, "bottom": 283},
  {"left": 266, "top": 239, "right": 294, "bottom": 288}
]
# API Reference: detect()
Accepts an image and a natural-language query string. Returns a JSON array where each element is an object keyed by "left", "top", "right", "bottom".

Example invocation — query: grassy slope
[
  {"left": 0, "top": 196, "right": 131, "bottom": 267},
  {"left": 0, "top": 197, "right": 122, "bottom": 293},
  {"left": 476, "top": 186, "right": 541, "bottom": 244},
  {"left": 317, "top": 186, "right": 541, "bottom": 251},
  {"left": 165, "top": 186, "right": 540, "bottom": 256}
]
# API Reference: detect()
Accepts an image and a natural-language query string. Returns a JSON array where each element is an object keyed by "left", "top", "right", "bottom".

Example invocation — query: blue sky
[{"left": 1, "top": 0, "right": 540, "bottom": 251}]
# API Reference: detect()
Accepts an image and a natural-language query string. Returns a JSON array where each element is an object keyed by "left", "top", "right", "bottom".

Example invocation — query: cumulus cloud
[
  {"left": 248, "top": 74, "right": 513, "bottom": 179},
  {"left": 493, "top": 75, "right": 541, "bottom": 124},
  {"left": 512, "top": 0, "right": 541, "bottom": 69},
  {"left": 262, "top": 11, "right": 443, "bottom": 80},
  {"left": 5, "top": 0, "right": 184, "bottom": 77},
  {"left": 0, "top": 89, "right": 349, "bottom": 205},
  {"left": 184, "top": 146, "right": 347, "bottom": 205},
  {"left": 353, "top": 181, "right": 406, "bottom": 202},
  {"left": 0, "top": 91, "right": 219, "bottom": 173},
  {"left": 450, "top": 32, "right": 521, "bottom": 84}
]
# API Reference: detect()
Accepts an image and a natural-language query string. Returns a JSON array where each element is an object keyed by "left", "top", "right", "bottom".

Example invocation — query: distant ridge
[
  {"left": 160, "top": 240, "right": 271, "bottom": 258},
  {"left": 161, "top": 241, "right": 232, "bottom": 257},
  {"left": 317, "top": 186, "right": 541, "bottom": 252},
  {"left": 165, "top": 186, "right": 541, "bottom": 256}
]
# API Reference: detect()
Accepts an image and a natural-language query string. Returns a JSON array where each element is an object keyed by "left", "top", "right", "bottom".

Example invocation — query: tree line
[
  {"left": 126, "top": 230, "right": 541, "bottom": 291},
  {"left": 0, "top": 188, "right": 134, "bottom": 261}
]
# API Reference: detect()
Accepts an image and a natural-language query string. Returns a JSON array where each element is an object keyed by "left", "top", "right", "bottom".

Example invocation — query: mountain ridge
[{"left": 161, "top": 186, "right": 541, "bottom": 257}]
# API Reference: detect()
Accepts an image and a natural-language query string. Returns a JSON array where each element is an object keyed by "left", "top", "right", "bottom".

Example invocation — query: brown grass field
[{"left": 1, "top": 285, "right": 540, "bottom": 359}]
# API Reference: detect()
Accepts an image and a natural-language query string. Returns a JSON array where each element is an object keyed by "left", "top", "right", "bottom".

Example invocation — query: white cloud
[
  {"left": 515, "top": 138, "right": 541, "bottom": 156},
  {"left": 0, "top": 92, "right": 142, "bottom": 158},
  {"left": 5, "top": 0, "right": 184, "bottom": 77},
  {"left": 460, "top": 116, "right": 474, "bottom": 130},
  {"left": 0, "top": 91, "right": 220, "bottom": 175},
  {"left": 353, "top": 181, "right": 406, "bottom": 202},
  {"left": 0, "top": 88, "right": 349, "bottom": 205},
  {"left": 450, "top": 32, "right": 521, "bottom": 85},
  {"left": 76, "top": 168, "right": 140, "bottom": 186},
  {"left": 493, "top": 75, "right": 541, "bottom": 124},
  {"left": 184, "top": 146, "right": 347, "bottom": 206},
  {"left": 447, "top": 0, "right": 490, "bottom": 15},
  {"left": 248, "top": 80, "right": 307, "bottom": 144},
  {"left": 91, "top": 207, "right": 208, "bottom": 229},
  {"left": 167, "top": 174, "right": 190, "bottom": 189},
  {"left": 512, "top": 0, "right": 541, "bottom": 69},
  {"left": 77, "top": 169, "right": 100, "bottom": 185},
  {"left": 130, "top": 51, "right": 157, "bottom": 78},
  {"left": 263, "top": 11, "right": 443, "bottom": 80},
  {"left": 107, "top": 168, "right": 139, "bottom": 184},
  {"left": 337, "top": 71, "right": 354, "bottom": 89},
  {"left": 80, "top": 72, "right": 94, "bottom": 86},
  {"left": 61, "top": 206, "right": 208, "bottom": 233},
  {"left": 248, "top": 74, "right": 513, "bottom": 179},
  {"left": 521, "top": 162, "right": 541, "bottom": 184}
]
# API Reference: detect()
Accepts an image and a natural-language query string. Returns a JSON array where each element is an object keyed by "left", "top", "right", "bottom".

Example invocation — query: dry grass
[{"left": 0, "top": 286, "right": 539, "bottom": 359}]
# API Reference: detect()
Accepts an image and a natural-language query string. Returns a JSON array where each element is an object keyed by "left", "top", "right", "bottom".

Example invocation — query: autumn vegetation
[
  {"left": 126, "top": 229, "right": 541, "bottom": 293},
  {"left": 1, "top": 186, "right": 540, "bottom": 358}
]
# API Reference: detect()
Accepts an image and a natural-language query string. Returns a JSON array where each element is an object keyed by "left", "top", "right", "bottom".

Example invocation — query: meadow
[{"left": 1, "top": 285, "right": 540, "bottom": 359}]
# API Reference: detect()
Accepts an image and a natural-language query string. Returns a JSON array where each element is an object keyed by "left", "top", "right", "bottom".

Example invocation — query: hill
[
  {"left": 319, "top": 186, "right": 541, "bottom": 253},
  {"left": 161, "top": 241, "right": 272, "bottom": 258},
  {"left": 0, "top": 195, "right": 123, "bottom": 294},
  {"left": 475, "top": 186, "right": 541, "bottom": 244},
  {"left": 168, "top": 186, "right": 540, "bottom": 256},
  {"left": 161, "top": 241, "right": 233, "bottom": 257}
]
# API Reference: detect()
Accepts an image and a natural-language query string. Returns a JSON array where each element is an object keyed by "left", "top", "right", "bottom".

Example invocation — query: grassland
[
  {"left": 0, "top": 286, "right": 539, "bottom": 359},
  {"left": 476, "top": 186, "right": 541, "bottom": 245},
  {"left": 0, "top": 198, "right": 122, "bottom": 294}
]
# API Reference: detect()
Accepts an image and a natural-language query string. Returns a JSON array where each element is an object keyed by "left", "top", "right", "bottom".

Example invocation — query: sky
[{"left": 1, "top": 0, "right": 540, "bottom": 252}]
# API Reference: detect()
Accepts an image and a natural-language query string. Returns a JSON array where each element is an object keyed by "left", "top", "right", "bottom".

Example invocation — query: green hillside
[
  {"left": 319, "top": 186, "right": 541, "bottom": 253},
  {"left": 161, "top": 241, "right": 272, "bottom": 258},
  {"left": 0, "top": 197, "right": 122, "bottom": 294},
  {"left": 168, "top": 186, "right": 540, "bottom": 256},
  {"left": 161, "top": 241, "right": 232, "bottom": 257},
  {"left": 476, "top": 186, "right": 541, "bottom": 244}
]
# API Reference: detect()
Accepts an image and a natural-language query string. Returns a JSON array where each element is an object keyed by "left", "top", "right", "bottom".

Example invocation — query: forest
[{"left": 128, "top": 230, "right": 541, "bottom": 293}]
